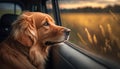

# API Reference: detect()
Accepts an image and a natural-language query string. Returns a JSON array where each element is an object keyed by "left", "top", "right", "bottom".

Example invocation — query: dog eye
[{"left": 43, "top": 22, "right": 49, "bottom": 26}]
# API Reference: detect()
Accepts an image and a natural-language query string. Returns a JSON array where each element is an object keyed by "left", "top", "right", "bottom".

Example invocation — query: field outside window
[{"left": 58, "top": 0, "right": 120, "bottom": 63}]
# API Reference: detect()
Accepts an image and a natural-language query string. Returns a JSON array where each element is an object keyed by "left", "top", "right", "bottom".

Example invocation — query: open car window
[{"left": 58, "top": 0, "right": 120, "bottom": 64}]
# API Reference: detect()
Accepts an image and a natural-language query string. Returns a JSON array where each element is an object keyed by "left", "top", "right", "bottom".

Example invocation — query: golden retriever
[{"left": 0, "top": 12, "right": 70, "bottom": 69}]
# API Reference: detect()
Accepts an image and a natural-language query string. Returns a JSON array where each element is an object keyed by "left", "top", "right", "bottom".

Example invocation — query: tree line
[{"left": 60, "top": 5, "right": 120, "bottom": 13}]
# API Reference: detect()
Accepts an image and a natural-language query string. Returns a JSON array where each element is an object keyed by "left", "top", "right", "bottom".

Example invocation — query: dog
[{"left": 0, "top": 12, "right": 70, "bottom": 69}]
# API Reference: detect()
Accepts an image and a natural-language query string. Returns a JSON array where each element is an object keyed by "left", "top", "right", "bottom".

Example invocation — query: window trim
[{"left": 51, "top": 0, "right": 62, "bottom": 26}]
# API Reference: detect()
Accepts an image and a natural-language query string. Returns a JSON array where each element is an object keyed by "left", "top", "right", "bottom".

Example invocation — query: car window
[
  {"left": 58, "top": 0, "right": 120, "bottom": 63},
  {"left": 0, "top": 3, "right": 22, "bottom": 18}
]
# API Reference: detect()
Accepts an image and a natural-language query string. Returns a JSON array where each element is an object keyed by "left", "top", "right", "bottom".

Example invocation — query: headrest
[{"left": 0, "top": 14, "right": 18, "bottom": 26}]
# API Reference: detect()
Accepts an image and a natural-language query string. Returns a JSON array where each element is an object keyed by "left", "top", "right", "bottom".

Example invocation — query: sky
[{"left": 57, "top": 0, "right": 120, "bottom": 9}]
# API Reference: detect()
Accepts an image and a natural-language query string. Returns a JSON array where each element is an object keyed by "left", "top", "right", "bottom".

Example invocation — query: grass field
[{"left": 61, "top": 12, "right": 120, "bottom": 63}]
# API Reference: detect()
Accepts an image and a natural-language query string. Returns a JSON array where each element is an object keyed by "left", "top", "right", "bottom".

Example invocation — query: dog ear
[{"left": 12, "top": 14, "right": 38, "bottom": 47}]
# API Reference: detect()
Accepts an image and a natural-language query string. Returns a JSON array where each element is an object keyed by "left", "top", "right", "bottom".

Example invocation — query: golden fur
[{"left": 0, "top": 12, "right": 70, "bottom": 69}]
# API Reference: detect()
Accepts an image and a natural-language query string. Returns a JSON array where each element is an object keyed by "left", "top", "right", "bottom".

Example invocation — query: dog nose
[{"left": 64, "top": 28, "right": 71, "bottom": 35}]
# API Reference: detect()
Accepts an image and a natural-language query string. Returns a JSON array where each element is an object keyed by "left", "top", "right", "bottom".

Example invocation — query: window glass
[
  {"left": 58, "top": 0, "right": 120, "bottom": 63},
  {"left": 0, "top": 3, "right": 22, "bottom": 18}
]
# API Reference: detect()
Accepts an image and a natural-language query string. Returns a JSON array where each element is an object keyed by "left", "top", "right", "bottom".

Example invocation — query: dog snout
[{"left": 64, "top": 28, "right": 71, "bottom": 36}]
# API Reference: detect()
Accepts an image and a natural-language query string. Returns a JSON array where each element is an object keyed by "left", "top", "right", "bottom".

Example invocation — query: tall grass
[{"left": 61, "top": 12, "right": 120, "bottom": 63}]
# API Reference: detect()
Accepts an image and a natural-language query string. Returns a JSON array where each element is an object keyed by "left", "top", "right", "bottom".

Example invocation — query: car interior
[{"left": 0, "top": 0, "right": 120, "bottom": 69}]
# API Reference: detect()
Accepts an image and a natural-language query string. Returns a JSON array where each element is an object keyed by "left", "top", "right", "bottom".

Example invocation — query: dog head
[{"left": 11, "top": 12, "right": 71, "bottom": 47}]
